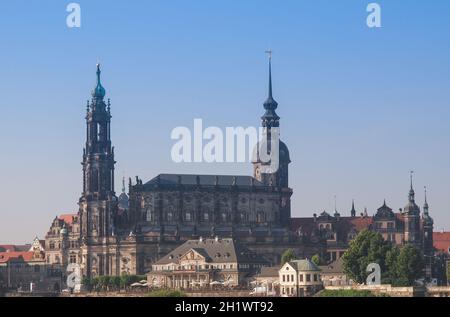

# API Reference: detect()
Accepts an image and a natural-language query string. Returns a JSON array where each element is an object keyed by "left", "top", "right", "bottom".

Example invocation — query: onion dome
[
  {"left": 60, "top": 224, "right": 68, "bottom": 236},
  {"left": 91, "top": 63, "right": 106, "bottom": 99}
]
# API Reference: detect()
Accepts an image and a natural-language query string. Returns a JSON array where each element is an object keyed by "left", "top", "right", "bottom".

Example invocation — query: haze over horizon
[{"left": 1, "top": 0, "right": 450, "bottom": 243}]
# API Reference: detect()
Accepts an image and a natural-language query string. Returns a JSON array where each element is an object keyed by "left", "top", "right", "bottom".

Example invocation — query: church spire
[
  {"left": 351, "top": 199, "right": 356, "bottom": 217},
  {"left": 261, "top": 50, "right": 280, "bottom": 128},
  {"left": 408, "top": 171, "right": 415, "bottom": 202},
  {"left": 423, "top": 186, "right": 429, "bottom": 214}
]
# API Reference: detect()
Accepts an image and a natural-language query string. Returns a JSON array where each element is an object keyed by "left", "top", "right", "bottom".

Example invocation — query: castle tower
[
  {"left": 78, "top": 65, "right": 118, "bottom": 276},
  {"left": 403, "top": 172, "right": 421, "bottom": 247},
  {"left": 422, "top": 186, "right": 434, "bottom": 280}
]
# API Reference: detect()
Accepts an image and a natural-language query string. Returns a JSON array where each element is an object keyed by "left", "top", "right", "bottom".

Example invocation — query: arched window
[
  {"left": 146, "top": 208, "right": 153, "bottom": 222},
  {"left": 185, "top": 211, "right": 192, "bottom": 222},
  {"left": 167, "top": 207, "right": 174, "bottom": 222},
  {"left": 257, "top": 211, "right": 265, "bottom": 223},
  {"left": 221, "top": 212, "right": 227, "bottom": 223},
  {"left": 203, "top": 212, "right": 209, "bottom": 222}
]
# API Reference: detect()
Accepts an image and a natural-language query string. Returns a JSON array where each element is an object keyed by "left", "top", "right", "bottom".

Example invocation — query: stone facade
[
  {"left": 42, "top": 61, "right": 435, "bottom": 285},
  {"left": 148, "top": 238, "right": 268, "bottom": 289}
]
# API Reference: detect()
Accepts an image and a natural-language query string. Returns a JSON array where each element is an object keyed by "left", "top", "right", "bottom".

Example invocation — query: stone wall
[{"left": 324, "top": 284, "right": 424, "bottom": 297}]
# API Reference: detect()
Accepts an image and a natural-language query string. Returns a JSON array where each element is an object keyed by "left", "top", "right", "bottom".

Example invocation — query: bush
[
  {"left": 317, "top": 290, "right": 388, "bottom": 297},
  {"left": 146, "top": 289, "right": 187, "bottom": 297}
]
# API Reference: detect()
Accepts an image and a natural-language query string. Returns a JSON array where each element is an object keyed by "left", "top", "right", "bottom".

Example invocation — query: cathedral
[{"left": 44, "top": 59, "right": 434, "bottom": 280}]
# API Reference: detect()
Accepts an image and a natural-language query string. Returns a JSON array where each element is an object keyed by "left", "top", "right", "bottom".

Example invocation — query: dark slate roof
[
  {"left": 374, "top": 201, "right": 395, "bottom": 219},
  {"left": 144, "top": 174, "right": 265, "bottom": 187},
  {"left": 258, "top": 266, "right": 280, "bottom": 278},
  {"left": 319, "top": 257, "right": 344, "bottom": 274},
  {"left": 155, "top": 238, "right": 269, "bottom": 265},
  {"left": 288, "top": 259, "right": 320, "bottom": 272}
]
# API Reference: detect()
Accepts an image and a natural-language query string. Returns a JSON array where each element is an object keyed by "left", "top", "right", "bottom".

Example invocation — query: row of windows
[
  {"left": 142, "top": 195, "right": 274, "bottom": 206},
  {"left": 145, "top": 209, "right": 272, "bottom": 223},
  {"left": 281, "top": 273, "right": 319, "bottom": 283},
  {"left": 155, "top": 263, "right": 236, "bottom": 271}
]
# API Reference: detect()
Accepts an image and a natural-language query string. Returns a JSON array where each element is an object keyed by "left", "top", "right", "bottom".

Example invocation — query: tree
[
  {"left": 281, "top": 249, "right": 296, "bottom": 265},
  {"left": 393, "top": 245, "right": 424, "bottom": 286},
  {"left": 311, "top": 254, "right": 324, "bottom": 266},
  {"left": 342, "top": 229, "right": 392, "bottom": 284}
]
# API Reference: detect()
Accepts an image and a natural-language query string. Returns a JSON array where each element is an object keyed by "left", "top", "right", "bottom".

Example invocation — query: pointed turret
[{"left": 350, "top": 200, "right": 356, "bottom": 217}]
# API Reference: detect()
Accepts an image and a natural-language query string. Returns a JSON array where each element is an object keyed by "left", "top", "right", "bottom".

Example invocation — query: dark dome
[
  {"left": 375, "top": 201, "right": 395, "bottom": 219},
  {"left": 279, "top": 141, "right": 291, "bottom": 163},
  {"left": 404, "top": 201, "right": 420, "bottom": 215}
]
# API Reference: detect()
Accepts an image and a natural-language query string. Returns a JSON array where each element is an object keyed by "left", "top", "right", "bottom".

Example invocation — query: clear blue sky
[{"left": 1, "top": 0, "right": 450, "bottom": 243}]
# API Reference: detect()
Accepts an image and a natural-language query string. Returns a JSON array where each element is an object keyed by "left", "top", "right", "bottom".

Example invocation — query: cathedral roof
[{"left": 144, "top": 174, "right": 265, "bottom": 187}]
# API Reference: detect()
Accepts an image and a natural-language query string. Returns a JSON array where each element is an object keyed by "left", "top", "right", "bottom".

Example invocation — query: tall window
[
  {"left": 257, "top": 211, "right": 265, "bottom": 223},
  {"left": 185, "top": 211, "right": 192, "bottom": 222},
  {"left": 146, "top": 208, "right": 153, "bottom": 222},
  {"left": 167, "top": 207, "right": 174, "bottom": 222}
]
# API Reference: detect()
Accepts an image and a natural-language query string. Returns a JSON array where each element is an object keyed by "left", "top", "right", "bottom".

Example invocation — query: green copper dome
[{"left": 92, "top": 64, "right": 106, "bottom": 99}]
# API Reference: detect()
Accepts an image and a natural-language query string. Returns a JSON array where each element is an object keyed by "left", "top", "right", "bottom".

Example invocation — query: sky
[{"left": 0, "top": 0, "right": 450, "bottom": 243}]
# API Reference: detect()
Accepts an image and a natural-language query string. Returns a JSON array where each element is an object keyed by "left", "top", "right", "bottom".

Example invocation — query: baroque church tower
[
  {"left": 253, "top": 52, "right": 291, "bottom": 188},
  {"left": 403, "top": 172, "right": 421, "bottom": 247},
  {"left": 253, "top": 53, "right": 292, "bottom": 225},
  {"left": 79, "top": 64, "right": 117, "bottom": 244}
]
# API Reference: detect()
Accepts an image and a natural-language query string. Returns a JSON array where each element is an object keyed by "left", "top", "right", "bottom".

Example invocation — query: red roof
[
  {"left": 0, "top": 244, "right": 30, "bottom": 252},
  {"left": 290, "top": 216, "right": 373, "bottom": 234},
  {"left": 0, "top": 251, "right": 35, "bottom": 263},
  {"left": 59, "top": 213, "right": 77, "bottom": 225},
  {"left": 433, "top": 232, "right": 450, "bottom": 254}
]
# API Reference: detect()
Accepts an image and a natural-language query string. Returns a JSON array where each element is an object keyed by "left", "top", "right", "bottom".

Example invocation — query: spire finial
[
  {"left": 265, "top": 49, "right": 273, "bottom": 99},
  {"left": 408, "top": 171, "right": 415, "bottom": 202},
  {"left": 261, "top": 50, "right": 279, "bottom": 128},
  {"left": 351, "top": 199, "right": 356, "bottom": 217},
  {"left": 410, "top": 170, "right": 414, "bottom": 190},
  {"left": 424, "top": 186, "right": 427, "bottom": 204},
  {"left": 122, "top": 176, "right": 126, "bottom": 193},
  {"left": 96, "top": 63, "right": 101, "bottom": 82}
]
